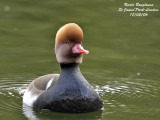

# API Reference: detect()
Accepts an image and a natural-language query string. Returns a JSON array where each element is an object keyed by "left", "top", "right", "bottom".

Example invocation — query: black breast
[{"left": 33, "top": 63, "right": 103, "bottom": 113}]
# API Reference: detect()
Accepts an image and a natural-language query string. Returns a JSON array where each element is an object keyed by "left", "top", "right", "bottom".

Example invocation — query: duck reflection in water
[{"left": 23, "top": 103, "right": 103, "bottom": 120}]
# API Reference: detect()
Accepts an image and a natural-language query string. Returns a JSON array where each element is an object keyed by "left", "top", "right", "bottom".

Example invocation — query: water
[{"left": 0, "top": 0, "right": 160, "bottom": 120}]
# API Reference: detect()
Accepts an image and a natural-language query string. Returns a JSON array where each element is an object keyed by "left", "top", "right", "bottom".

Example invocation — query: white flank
[
  {"left": 23, "top": 89, "right": 39, "bottom": 107},
  {"left": 46, "top": 78, "right": 54, "bottom": 90}
]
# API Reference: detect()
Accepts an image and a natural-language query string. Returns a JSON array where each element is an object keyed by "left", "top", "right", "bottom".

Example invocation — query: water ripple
[
  {"left": 93, "top": 76, "right": 160, "bottom": 112},
  {"left": 0, "top": 74, "right": 36, "bottom": 113}
]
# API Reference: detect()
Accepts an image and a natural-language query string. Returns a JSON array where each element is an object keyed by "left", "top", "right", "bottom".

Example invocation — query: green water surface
[{"left": 0, "top": 0, "right": 160, "bottom": 120}]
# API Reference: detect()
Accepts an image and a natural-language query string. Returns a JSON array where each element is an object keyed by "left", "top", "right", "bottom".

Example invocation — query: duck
[{"left": 23, "top": 23, "right": 103, "bottom": 113}]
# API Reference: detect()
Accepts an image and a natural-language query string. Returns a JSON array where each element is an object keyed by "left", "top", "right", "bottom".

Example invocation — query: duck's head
[{"left": 55, "top": 23, "right": 89, "bottom": 64}]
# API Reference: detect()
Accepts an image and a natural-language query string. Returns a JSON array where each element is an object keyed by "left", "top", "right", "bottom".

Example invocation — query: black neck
[
  {"left": 59, "top": 63, "right": 82, "bottom": 82},
  {"left": 60, "top": 63, "right": 79, "bottom": 69}
]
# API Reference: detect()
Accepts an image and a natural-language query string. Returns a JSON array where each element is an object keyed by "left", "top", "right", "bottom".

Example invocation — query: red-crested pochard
[{"left": 23, "top": 23, "right": 103, "bottom": 113}]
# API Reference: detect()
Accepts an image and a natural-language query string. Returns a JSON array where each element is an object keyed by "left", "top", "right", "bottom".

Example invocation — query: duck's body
[{"left": 23, "top": 23, "right": 103, "bottom": 113}]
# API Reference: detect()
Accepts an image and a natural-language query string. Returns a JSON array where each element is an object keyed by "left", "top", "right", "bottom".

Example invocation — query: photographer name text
[{"left": 118, "top": 3, "right": 159, "bottom": 17}]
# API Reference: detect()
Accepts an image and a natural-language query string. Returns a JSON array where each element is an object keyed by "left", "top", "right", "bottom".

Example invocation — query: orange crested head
[
  {"left": 55, "top": 23, "right": 89, "bottom": 64},
  {"left": 55, "top": 23, "right": 83, "bottom": 45}
]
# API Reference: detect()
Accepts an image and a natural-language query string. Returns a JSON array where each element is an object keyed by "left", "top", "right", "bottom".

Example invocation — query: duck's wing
[
  {"left": 23, "top": 74, "right": 59, "bottom": 107},
  {"left": 34, "top": 74, "right": 59, "bottom": 91}
]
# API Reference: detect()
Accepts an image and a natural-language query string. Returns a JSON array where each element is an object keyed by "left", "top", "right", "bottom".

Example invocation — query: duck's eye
[{"left": 66, "top": 41, "right": 70, "bottom": 44}]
